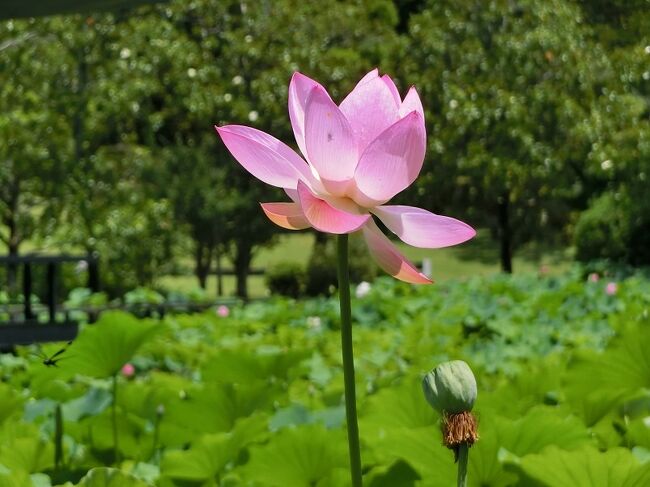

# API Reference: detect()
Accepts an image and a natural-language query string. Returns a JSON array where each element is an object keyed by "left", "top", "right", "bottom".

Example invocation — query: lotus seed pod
[{"left": 422, "top": 360, "right": 477, "bottom": 414}]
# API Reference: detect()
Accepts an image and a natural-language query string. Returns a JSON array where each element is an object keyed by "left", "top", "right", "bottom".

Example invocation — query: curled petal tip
[{"left": 260, "top": 202, "right": 311, "bottom": 230}]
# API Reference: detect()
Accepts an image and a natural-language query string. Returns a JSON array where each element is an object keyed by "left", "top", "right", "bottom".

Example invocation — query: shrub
[
  {"left": 574, "top": 193, "right": 630, "bottom": 263},
  {"left": 266, "top": 262, "right": 306, "bottom": 298},
  {"left": 575, "top": 188, "right": 650, "bottom": 267}
]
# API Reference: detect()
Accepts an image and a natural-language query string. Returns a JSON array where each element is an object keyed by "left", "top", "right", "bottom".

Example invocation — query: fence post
[
  {"left": 47, "top": 262, "right": 57, "bottom": 323},
  {"left": 87, "top": 253, "right": 100, "bottom": 292},
  {"left": 23, "top": 262, "right": 34, "bottom": 320}
]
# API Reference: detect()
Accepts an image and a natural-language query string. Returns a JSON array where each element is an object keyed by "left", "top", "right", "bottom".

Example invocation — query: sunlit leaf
[
  {"left": 514, "top": 446, "right": 650, "bottom": 486},
  {"left": 241, "top": 425, "right": 348, "bottom": 486},
  {"left": 58, "top": 312, "right": 160, "bottom": 379}
]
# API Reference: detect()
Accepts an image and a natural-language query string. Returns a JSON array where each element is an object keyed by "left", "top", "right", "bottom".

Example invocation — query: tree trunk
[
  {"left": 194, "top": 242, "right": 213, "bottom": 290},
  {"left": 7, "top": 240, "right": 19, "bottom": 298},
  {"left": 215, "top": 251, "right": 223, "bottom": 297},
  {"left": 497, "top": 191, "right": 513, "bottom": 274},
  {"left": 5, "top": 212, "right": 21, "bottom": 296},
  {"left": 233, "top": 242, "right": 252, "bottom": 300},
  {"left": 2, "top": 177, "right": 21, "bottom": 296}
]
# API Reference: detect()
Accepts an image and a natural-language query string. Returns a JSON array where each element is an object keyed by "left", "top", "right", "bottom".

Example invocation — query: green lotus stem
[
  {"left": 337, "top": 234, "right": 363, "bottom": 487},
  {"left": 112, "top": 373, "right": 119, "bottom": 464},
  {"left": 457, "top": 443, "right": 469, "bottom": 487},
  {"left": 54, "top": 403, "right": 63, "bottom": 470}
]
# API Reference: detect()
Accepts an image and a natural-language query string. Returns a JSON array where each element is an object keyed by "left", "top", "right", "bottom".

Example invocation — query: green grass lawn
[{"left": 159, "top": 229, "right": 572, "bottom": 298}]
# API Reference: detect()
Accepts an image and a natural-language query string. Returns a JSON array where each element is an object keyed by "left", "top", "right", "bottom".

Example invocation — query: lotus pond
[{"left": 1, "top": 268, "right": 649, "bottom": 486}]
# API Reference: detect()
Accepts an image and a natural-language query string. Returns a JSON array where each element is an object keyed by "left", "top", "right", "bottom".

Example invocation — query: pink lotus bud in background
[
  {"left": 605, "top": 282, "right": 618, "bottom": 295},
  {"left": 588, "top": 273, "right": 600, "bottom": 283},
  {"left": 121, "top": 363, "right": 135, "bottom": 378},
  {"left": 216, "top": 305, "right": 230, "bottom": 317}
]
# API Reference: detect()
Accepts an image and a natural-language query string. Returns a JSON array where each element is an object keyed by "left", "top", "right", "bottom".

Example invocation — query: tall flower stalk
[
  {"left": 216, "top": 69, "right": 475, "bottom": 485},
  {"left": 337, "top": 234, "right": 362, "bottom": 486}
]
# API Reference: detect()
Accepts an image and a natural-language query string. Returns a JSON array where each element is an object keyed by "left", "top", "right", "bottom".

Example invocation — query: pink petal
[
  {"left": 355, "top": 69, "right": 379, "bottom": 87},
  {"left": 362, "top": 220, "right": 432, "bottom": 284},
  {"left": 216, "top": 125, "right": 313, "bottom": 189},
  {"left": 284, "top": 188, "right": 299, "bottom": 202},
  {"left": 382, "top": 74, "right": 401, "bottom": 107},
  {"left": 352, "top": 111, "right": 426, "bottom": 206},
  {"left": 297, "top": 181, "right": 369, "bottom": 234},
  {"left": 261, "top": 202, "right": 311, "bottom": 230},
  {"left": 304, "top": 86, "right": 358, "bottom": 187},
  {"left": 372, "top": 205, "right": 476, "bottom": 248},
  {"left": 399, "top": 86, "right": 425, "bottom": 120},
  {"left": 339, "top": 76, "right": 400, "bottom": 154},
  {"left": 288, "top": 72, "right": 325, "bottom": 160}
]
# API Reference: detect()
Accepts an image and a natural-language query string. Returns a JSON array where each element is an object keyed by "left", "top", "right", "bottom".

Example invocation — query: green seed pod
[{"left": 422, "top": 360, "right": 477, "bottom": 414}]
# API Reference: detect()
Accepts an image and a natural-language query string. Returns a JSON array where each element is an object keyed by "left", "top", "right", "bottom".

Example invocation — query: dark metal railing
[{"left": 1, "top": 253, "right": 99, "bottom": 348}]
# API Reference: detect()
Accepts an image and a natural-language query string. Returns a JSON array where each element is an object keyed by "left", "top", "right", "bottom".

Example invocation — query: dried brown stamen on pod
[{"left": 442, "top": 411, "right": 479, "bottom": 461}]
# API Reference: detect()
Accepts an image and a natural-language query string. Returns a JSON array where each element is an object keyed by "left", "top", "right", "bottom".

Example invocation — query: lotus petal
[
  {"left": 362, "top": 220, "right": 432, "bottom": 284},
  {"left": 288, "top": 72, "right": 326, "bottom": 160},
  {"left": 304, "top": 86, "right": 358, "bottom": 189},
  {"left": 339, "top": 76, "right": 400, "bottom": 153},
  {"left": 216, "top": 125, "right": 313, "bottom": 189},
  {"left": 352, "top": 111, "right": 426, "bottom": 206},
  {"left": 399, "top": 86, "right": 425, "bottom": 120},
  {"left": 372, "top": 205, "right": 476, "bottom": 248},
  {"left": 297, "top": 181, "right": 369, "bottom": 234},
  {"left": 261, "top": 202, "right": 311, "bottom": 230},
  {"left": 382, "top": 74, "right": 401, "bottom": 107}
]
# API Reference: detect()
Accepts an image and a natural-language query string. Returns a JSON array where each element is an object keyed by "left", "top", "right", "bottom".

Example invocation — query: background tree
[
  {"left": 0, "top": 19, "right": 71, "bottom": 291},
  {"left": 399, "top": 0, "right": 619, "bottom": 272}
]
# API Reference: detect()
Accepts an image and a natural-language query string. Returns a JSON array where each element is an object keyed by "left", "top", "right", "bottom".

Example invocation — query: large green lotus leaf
[
  {"left": 160, "top": 414, "right": 267, "bottom": 481},
  {"left": 62, "top": 387, "right": 112, "bottom": 422},
  {"left": 371, "top": 426, "right": 456, "bottom": 487},
  {"left": 465, "top": 407, "right": 591, "bottom": 486},
  {"left": 160, "top": 433, "right": 232, "bottom": 481},
  {"left": 365, "top": 460, "right": 420, "bottom": 487},
  {"left": 160, "top": 383, "right": 275, "bottom": 447},
  {"left": 200, "top": 347, "right": 309, "bottom": 384},
  {"left": 627, "top": 417, "right": 650, "bottom": 449},
  {"left": 475, "top": 357, "right": 565, "bottom": 418},
  {"left": 269, "top": 404, "right": 345, "bottom": 431},
  {"left": 0, "top": 470, "right": 35, "bottom": 487},
  {"left": 58, "top": 312, "right": 160, "bottom": 379},
  {"left": 372, "top": 406, "right": 591, "bottom": 487},
  {"left": 0, "top": 383, "right": 23, "bottom": 425},
  {"left": 0, "top": 436, "right": 53, "bottom": 473},
  {"left": 514, "top": 446, "right": 650, "bottom": 486},
  {"left": 70, "top": 409, "right": 146, "bottom": 459},
  {"left": 70, "top": 467, "right": 151, "bottom": 486},
  {"left": 360, "top": 375, "right": 437, "bottom": 438},
  {"left": 240, "top": 425, "right": 348, "bottom": 487},
  {"left": 564, "top": 324, "right": 650, "bottom": 424},
  {"left": 490, "top": 406, "right": 592, "bottom": 457}
]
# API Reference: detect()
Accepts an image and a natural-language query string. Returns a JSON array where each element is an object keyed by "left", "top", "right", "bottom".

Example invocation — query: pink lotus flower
[
  {"left": 216, "top": 304, "right": 230, "bottom": 317},
  {"left": 605, "top": 282, "right": 618, "bottom": 295},
  {"left": 588, "top": 272, "right": 600, "bottom": 283},
  {"left": 121, "top": 363, "right": 135, "bottom": 378},
  {"left": 216, "top": 70, "right": 475, "bottom": 283}
]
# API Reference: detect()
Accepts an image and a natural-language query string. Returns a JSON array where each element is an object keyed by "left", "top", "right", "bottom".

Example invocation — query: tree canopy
[{"left": 1, "top": 0, "right": 648, "bottom": 295}]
